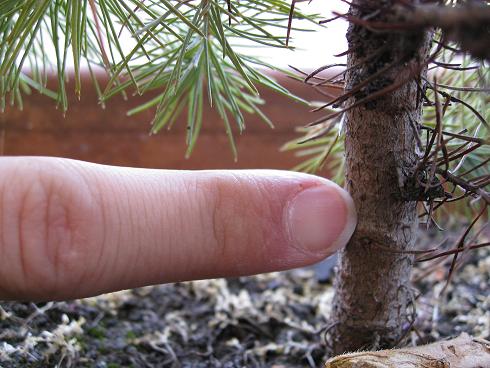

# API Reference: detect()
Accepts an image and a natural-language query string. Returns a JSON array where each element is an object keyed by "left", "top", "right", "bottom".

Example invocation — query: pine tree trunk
[{"left": 328, "top": 0, "right": 432, "bottom": 355}]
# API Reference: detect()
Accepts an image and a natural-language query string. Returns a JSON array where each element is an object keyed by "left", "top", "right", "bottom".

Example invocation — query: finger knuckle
[
  {"left": 0, "top": 159, "right": 100, "bottom": 298},
  {"left": 208, "top": 175, "right": 272, "bottom": 261}
]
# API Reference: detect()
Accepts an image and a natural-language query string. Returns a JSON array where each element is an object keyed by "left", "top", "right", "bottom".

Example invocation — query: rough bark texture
[{"left": 328, "top": 0, "right": 432, "bottom": 355}]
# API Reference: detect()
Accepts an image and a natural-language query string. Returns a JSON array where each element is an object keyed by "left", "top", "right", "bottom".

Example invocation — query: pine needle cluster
[{"left": 0, "top": 0, "right": 317, "bottom": 158}]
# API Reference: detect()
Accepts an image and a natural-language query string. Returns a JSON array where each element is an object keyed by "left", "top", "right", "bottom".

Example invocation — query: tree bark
[{"left": 328, "top": 0, "right": 432, "bottom": 355}]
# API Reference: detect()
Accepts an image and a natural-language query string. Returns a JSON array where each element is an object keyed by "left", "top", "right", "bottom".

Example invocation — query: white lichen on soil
[{"left": 0, "top": 232, "right": 488, "bottom": 367}]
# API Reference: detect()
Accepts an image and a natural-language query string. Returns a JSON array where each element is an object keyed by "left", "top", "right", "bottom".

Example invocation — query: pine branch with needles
[{"left": 0, "top": 0, "right": 318, "bottom": 158}]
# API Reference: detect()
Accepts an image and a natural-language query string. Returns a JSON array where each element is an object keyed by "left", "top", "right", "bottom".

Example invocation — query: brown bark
[
  {"left": 395, "top": 2, "right": 490, "bottom": 61},
  {"left": 328, "top": 0, "right": 432, "bottom": 355},
  {"left": 325, "top": 334, "right": 490, "bottom": 368}
]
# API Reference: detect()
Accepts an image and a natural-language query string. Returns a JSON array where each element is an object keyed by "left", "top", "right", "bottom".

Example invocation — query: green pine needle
[{"left": 0, "top": 0, "right": 319, "bottom": 157}]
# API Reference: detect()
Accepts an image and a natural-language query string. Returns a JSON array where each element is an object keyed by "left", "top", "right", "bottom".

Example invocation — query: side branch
[
  {"left": 396, "top": 3, "right": 490, "bottom": 31},
  {"left": 336, "top": 2, "right": 490, "bottom": 61},
  {"left": 435, "top": 168, "right": 490, "bottom": 204}
]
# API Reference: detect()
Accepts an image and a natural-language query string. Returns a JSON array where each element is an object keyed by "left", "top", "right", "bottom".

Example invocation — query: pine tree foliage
[{"left": 0, "top": 0, "right": 317, "bottom": 158}]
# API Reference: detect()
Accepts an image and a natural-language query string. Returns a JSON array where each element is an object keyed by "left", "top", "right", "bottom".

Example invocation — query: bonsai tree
[{"left": 1, "top": 0, "right": 488, "bottom": 364}]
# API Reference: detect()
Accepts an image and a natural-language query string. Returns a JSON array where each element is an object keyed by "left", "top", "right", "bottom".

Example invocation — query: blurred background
[{"left": 0, "top": 74, "right": 338, "bottom": 171}]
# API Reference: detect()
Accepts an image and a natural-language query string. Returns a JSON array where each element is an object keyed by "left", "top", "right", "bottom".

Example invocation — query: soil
[{"left": 0, "top": 230, "right": 488, "bottom": 368}]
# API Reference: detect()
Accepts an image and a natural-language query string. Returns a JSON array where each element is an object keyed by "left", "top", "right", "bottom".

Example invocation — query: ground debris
[
  {"left": 0, "top": 271, "right": 330, "bottom": 367},
  {"left": 0, "top": 235, "right": 488, "bottom": 367}
]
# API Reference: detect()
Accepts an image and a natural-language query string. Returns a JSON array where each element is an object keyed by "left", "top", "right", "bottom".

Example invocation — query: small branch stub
[{"left": 325, "top": 334, "right": 490, "bottom": 368}]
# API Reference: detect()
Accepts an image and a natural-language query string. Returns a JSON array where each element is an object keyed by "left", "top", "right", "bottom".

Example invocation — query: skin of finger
[
  {"left": 0, "top": 157, "right": 337, "bottom": 300},
  {"left": 0, "top": 158, "right": 105, "bottom": 300},
  {"left": 88, "top": 167, "right": 330, "bottom": 295}
]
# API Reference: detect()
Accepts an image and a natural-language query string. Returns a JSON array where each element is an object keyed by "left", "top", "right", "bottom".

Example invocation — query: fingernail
[{"left": 286, "top": 185, "right": 356, "bottom": 255}]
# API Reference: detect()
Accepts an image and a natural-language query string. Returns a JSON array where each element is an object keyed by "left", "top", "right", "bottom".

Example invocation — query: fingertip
[
  {"left": 327, "top": 183, "right": 357, "bottom": 253},
  {"left": 283, "top": 179, "right": 357, "bottom": 263}
]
